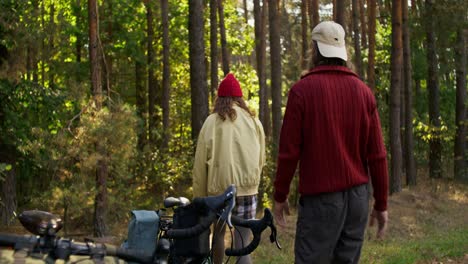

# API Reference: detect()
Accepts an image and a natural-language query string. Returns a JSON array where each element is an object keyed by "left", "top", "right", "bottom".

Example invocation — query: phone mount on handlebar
[{"left": 18, "top": 210, "right": 63, "bottom": 236}]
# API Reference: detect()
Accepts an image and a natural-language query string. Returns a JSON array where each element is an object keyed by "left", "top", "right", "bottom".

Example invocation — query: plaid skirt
[{"left": 232, "top": 195, "right": 258, "bottom": 219}]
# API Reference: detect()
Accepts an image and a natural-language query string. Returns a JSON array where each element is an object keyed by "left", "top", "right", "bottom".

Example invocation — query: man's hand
[
  {"left": 274, "top": 200, "right": 290, "bottom": 229},
  {"left": 369, "top": 209, "right": 388, "bottom": 239}
]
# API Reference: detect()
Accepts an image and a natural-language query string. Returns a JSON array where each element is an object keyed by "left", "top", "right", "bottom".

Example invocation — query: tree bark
[
  {"left": 189, "top": 0, "right": 209, "bottom": 140},
  {"left": 270, "top": 0, "right": 282, "bottom": 156},
  {"left": 210, "top": 0, "right": 218, "bottom": 102},
  {"left": 311, "top": 0, "right": 319, "bottom": 27},
  {"left": 301, "top": 0, "right": 308, "bottom": 70},
  {"left": 402, "top": 0, "right": 416, "bottom": 186},
  {"left": 135, "top": 60, "right": 147, "bottom": 152},
  {"left": 390, "top": 0, "right": 403, "bottom": 194},
  {"left": 359, "top": 0, "right": 367, "bottom": 48},
  {"left": 352, "top": 0, "right": 363, "bottom": 77},
  {"left": 88, "top": 0, "right": 107, "bottom": 237},
  {"left": 48, "top": 3, "right": 55, "bottom": 87},
  {"left": 218, "top": 0, "right": 230, "bottom": 76},
  {"left": 454, "top": 27, "right": 467, "bottom": 181},
  {"left": 161, "top": 0, "right": 170, "bottom": 148},
  {"left": 254, "top": 0, "right": 270, "bottom": 137},
  {"left": 335, "top": 0, "right": 346, "bottom": 27},
  {"left": 367, "top": 0, "right": 376, "bottom": 90},
  {"left": 146, "top": 1, "right": 158, "bottom": 146},
  {"left": 243, "top": 0, "right": 248, "bottom": 23},
  {"left": 75, "top": 0, "right": 82, "bottom": 63},
  {"left": 0, "top": 143, "right": 17, "bottom": 226},
  {"left": 425, "top": 0, "right": 441, "bottom": 179}
]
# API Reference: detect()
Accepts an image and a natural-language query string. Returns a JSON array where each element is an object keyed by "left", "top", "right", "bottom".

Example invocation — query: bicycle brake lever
[{"left": 269, "top": 222, "right": 282, "bottom": 249}]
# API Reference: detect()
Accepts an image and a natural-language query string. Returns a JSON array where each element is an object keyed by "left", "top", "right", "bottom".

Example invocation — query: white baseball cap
[{"left": 312, "top": 21, "right": 348, "bottom": 61}]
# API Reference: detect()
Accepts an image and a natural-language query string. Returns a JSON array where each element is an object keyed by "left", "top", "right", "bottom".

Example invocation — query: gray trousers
[{"left": 295, "top": 184, "right": 369, "bottom": 264}]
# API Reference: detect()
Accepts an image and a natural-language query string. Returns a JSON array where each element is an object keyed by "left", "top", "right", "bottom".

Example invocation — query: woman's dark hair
[
  {"left": 213, "top": 97, "right": 254, "bottom": 121},
  {"left": 311, "top": 40, "right": 347, "bottom": 67}
]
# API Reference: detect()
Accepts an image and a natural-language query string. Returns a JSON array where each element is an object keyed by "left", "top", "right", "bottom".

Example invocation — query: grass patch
[{"left": 361, "top": 227, "right": 468, "bottom": 264}]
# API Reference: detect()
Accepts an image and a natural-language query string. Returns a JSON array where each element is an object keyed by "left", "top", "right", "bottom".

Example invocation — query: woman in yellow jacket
[{"left": 192, "top": 73, "right": 266, "bottom": 264}]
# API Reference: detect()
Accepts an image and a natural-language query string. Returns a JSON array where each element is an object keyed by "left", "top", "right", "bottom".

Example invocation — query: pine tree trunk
[
  {"left": 161, "top": 0, "right": 170, "bottom": 148},
  {"left": 269, "top": 0, "right": 282, "bottom": 156},
  {"left": 243, "top": 0, "right": 248, "bottom": 23},
  {"left": 335, "top": 0, "right": 346, "bottom": 26},
  {"left": 210, "top": 0, "right": 218, "bottom": 102},
  {"left": 454, "top": 27, "right": 467, "bottom": 181},
  {"left": 367, "top": 0, "right": 376, "bottom": 90},
  {"left": 403, "top": 0, "right": 416, "bottom": 186},
  {"left": 425, "top": 0, "right": 441, "bottom": 179},
  {"left": 135, "top": 60, "right": 146, "bottom": 151},
  {"left": 390, "top": 0, "right": 403, "bottom": 194},
  {"left": 301, "top": 0, "right": 308, "bottom": 70},
  {"left": 146, "top": 1, "right": 158, "bottom": 145},
  {"left": 75, "top": 0, "right": 82, "bottom": 63},
  {"left": 254, "top": 0, "right": 270, "bottom": 137},
  {"left": 312, "top": 0, "right": 319, "bottom": 27},
  {"left": 48, "top": 3, "right": 55, "bottom": 87},
  {"left": 88, "top": 0, "right": 107, "bottom": 237},
  {"left": 189, "top": 0, "right": 209, "bottom": 140},
  {"left": 359, "top": 0, "right": 367, "bottom": 48},
  {"left": 218, "top": 0, "right": 230, "bottom": 76},
  {"left": 352, "top": 0, "right": 363, "bottom": 77}
]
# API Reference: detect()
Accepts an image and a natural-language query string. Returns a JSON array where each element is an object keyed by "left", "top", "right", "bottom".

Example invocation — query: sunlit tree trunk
[
  {"left": 189, "top": 0, "right": 209, "bottom": 140},
  {"left": 367, "top": 0, "right": 376, "bottom": 90},
  {"left": 88, "top": 0, "right": 108, "bottom": 237},
  {"left": 270, "top": 0, "right": 282, "bottom": 157},
  {"left": 390, "top": 0, "right": 403, "bottom": 194},
  {"left": 218, "top": 0, "right": 229, "bottom": 76},
  {"left": 403, "top": 0, "right": 416, "bottom": 186},
  {"left": 161, "top": 0, "right": 170, "bottom": 148},
  {"left": 454, "top": 27, "right": 467, "bottom": 181},
  {"left": 210, "top": 0, "right": 218, "bottom": 103},
  {"left": 425, "top": 0, "right": 441, "bottom": 179}
]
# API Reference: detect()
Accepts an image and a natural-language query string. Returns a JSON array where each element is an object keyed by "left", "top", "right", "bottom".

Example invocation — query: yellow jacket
[{"left": 192, "top": 105, "right": 265, "bottom": 197}]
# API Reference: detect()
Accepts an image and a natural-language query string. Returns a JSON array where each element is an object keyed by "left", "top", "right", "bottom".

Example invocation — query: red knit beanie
[{"left": 217, "top": 73, "right": 243, "bottom": 97}]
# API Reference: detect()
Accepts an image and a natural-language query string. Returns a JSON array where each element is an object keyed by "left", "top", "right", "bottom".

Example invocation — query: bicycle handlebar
[
  {"left": 0, "top": 233, "right": 153, "bottom": 263},
  {"left": 225, "top": 208, "right": 281, "bottom": 256}
]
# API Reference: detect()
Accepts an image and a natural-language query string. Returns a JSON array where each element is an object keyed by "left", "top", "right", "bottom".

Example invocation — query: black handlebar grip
[
  {"left": 225, "top": 233, "right": 261, "bottom": 256},
  {"left": 164, "top": 213, "right": 216, "bottom": 239},
  {"left": 107, "top": 245, "right": 154, "bottom": 264},
  {"left": 0, "top": 233, "right": 36, "bottom": 247}
]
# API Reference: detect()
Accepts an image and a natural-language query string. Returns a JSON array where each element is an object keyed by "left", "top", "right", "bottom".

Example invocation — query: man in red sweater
[{"left": 273, "top": 21, "right": 389, "bottom": 264}]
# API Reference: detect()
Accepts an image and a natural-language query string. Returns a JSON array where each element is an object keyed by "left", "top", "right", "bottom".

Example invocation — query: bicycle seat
[
  {"left": 197, "top": 185, "right": 236, "bottom": 227},
  {"left": 18, "top": 210, "right": 63, "bottom": 236},
  {"left": 164, "top": 197, "right": 190, "bottom": 208}
]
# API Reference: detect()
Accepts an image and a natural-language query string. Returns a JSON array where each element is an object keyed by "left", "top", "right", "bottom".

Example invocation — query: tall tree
[
  {"left": 312, "top": 0, "right": 320, "bottom": 27},
  {"left": 161, "top": 0, "right": 170, "bottom": 148},
  {"left": 218, "top": 0, "right": 230, "bottom": 76},
  {"left": 135, "top": 58, "right": 146, "bottom": 151},
  {"left": 367, "top": 0, "right": 376, "bottom": 90},
  {"left": 301, "top": 0, "right": 308, "bottom": 70},
  {"left": 254, "top": 0, "right": 270, "bottom": 137},
  {"left": 425, "top": 0, "right": 441, "bottom": 178},
  {"left": 48, "top": 3, "right": 55, "bottom": 87},
  {"left": 189, "top": 0, "right": 209, "bottom": 140},
  {"left": 145, "top": 1, "right": 158, "bottom": 146},
  {"left": 390, "top": 0, "right": 403, "bottom": 193},
  {"left": 335, "top": 0, "right": 346, "bottom": 26},
  {"left": 402, "top": 0, "right": 416, "bottom": 185},
  {"left": 243, "top": 0, "right": 248, "bottom": 23},
  {"left": 359, "top": 0, "right": 367, "bottom": 48},
  {"left": 210, "top": 0, "right": 218, "bottom": 102},
  {"left": 88, "top": 0, "right": 108, "bottom": 236},
  {"left": 352, "top": 0, "right": 363, "bottom": 77},
  {"left": 454, "top": 27, "right": 467, "bottom": 181},
  {"left": 270, "top": 0, "right": 282, "bottom": 154},
  {"left": 74, "top": 0, "right": 83, "bottom": 63}
]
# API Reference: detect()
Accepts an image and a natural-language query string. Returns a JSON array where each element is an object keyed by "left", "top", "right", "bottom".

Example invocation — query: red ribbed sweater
[{"left": 274, "top": 65, "right": 389, "bottom": 211}]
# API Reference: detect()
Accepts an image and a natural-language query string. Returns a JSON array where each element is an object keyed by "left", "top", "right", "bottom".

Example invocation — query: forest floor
[
  {"left": 251, "top": 174, "right": 468, "bottom": 264},
  {"left": 1, "top": 174, "right": 467, "bottom": 264}
]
